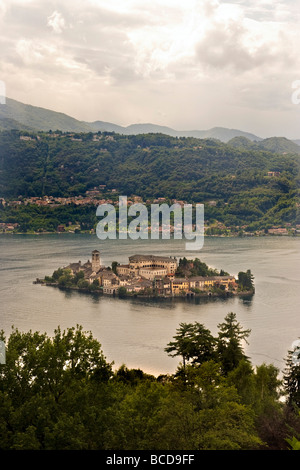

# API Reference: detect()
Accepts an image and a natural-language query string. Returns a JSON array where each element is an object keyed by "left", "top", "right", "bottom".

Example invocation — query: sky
[{"left": 0, "top": 0, "right": 300, "bottom": 139}]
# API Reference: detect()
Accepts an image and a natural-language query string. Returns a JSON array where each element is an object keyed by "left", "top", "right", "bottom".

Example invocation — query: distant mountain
[
  {"left": 0, "top": 117, "right": 33, "bottom": 131},
  {"left": 227, "top": 136, "right": 259, "bottom": 150},
  {"left": 259, "top": 137, "right": 300, "bottom": 155},
  {"left": 0, "top": 97, "right": 299, "bottom": 148},
  {"left": 88, "top": 120, "right": 126, "bottom": 134},
  {"left": 120, "top": 123, "right": 180, "bottom": 137},
  {"left": 228, "top": 136, "right": 300, "bottom": 155},
  {"left": 89, "top": 122, "right": 263, "bottom": 142},
  {"left": 0, "top": 97, "right": 92, "bottom": 133},
  {"left": 178, "top": 126, "right": 262, "bottom": 143}
]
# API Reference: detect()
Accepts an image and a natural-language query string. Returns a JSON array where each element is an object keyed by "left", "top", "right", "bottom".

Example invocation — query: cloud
[
  {"left": 47, "top": 10, "right": 65, "bottom": 34},
  {"left": 195, "top": 17, "right": 293, "bottom": 73},
  {"left": 0, "top": 0, "right": 299, "bottom": 138}
]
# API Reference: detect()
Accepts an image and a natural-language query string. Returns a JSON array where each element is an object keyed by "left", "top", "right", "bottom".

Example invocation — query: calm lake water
[{"left": 0, "top": 234, "right": 299, "bottom": 376}]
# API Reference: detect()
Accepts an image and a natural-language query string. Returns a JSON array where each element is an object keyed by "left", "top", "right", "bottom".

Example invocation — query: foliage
[
  {"left": 283, "top": 342, "right": 300, "bottom": 408},
  {"left": 0, "top": 315, "right": 300, "bottom": 450},
  {"left": 238, "top": 269, "right": 255, "bottom": 291},
  {"left": 164, "top": 322, "right": 217, "bottom": 369},
  {"left": 118, "top": 286, "right": 127, "bottom": 298},
  {"left": 175, "top": 257, "right": 224, "bottom": 278},
  {"left": 45, "top": 268, "right": 100, "bottom": 292},
  {"left": 286, "top": 436, "right": 300, "bottom": 450},
  {"left": 217, "top": 312, "right": 251, "bottom": 374},
  {"left": 165, "top": 313, "right": 250, "bottom": 375}
]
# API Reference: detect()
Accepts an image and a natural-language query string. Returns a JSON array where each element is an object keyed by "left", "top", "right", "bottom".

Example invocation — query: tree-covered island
[{"left": 37, "top": 250, "right": 255, "bottom": 299}]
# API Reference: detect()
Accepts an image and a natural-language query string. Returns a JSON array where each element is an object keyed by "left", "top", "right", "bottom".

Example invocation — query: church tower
[{"left": 92, "top": 250, "right": 101, "bottom": 273}]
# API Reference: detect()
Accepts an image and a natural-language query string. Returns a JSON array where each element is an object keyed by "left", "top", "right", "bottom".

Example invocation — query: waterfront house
[{"left": 171, "top": 278, "right": 190, "bottom": 294}]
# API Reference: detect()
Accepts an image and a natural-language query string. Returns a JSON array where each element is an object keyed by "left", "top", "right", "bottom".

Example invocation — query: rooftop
[{"left": 129, "top": 254, "right": 177, "bottom": 262}]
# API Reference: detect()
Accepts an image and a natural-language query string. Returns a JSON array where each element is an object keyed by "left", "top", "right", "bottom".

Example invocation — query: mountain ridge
[
  {"left": 0, "top": 97, "right": 299, "bottom": 147},
  {"left": 227, "top": 135, "right": 300, "bottom": 155}
]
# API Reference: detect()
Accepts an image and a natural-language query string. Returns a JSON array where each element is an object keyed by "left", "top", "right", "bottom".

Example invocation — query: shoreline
[
  {"left": 2, "top": 231, "right": 298, "bottom": 238},
  {"left": 34, "top": 279, "right": 255, "bottom": 300}
]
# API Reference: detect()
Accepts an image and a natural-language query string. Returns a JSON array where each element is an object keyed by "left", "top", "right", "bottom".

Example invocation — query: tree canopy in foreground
[{"left": 0, "top": 315, "right": 300, "bottom": 450}]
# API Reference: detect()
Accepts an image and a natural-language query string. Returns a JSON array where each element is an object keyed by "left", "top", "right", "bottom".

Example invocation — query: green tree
[
  {"left": 77, "top": 278, "right": 89, "bottom": 289},
  {"left": 216, "top": 312, "right": 251, "bottom": 374},
  {"left": 165, "top": 322, "right": 216, "bottom": 370},
  {"left": 118, "top": 286, "right": 127, "bottom": 298},
  {"left": 57, "top": 270, "right": 73, "bottom": 287},
  {"left": 111, "top": 261, "right": 119, "bottom": 274},
  {"left": 148, "top": 377, "right": 262, "bottom": 450},
  {"left": 238, "top": 270, "right": 255, "bottom": 291},
  {"left": 283, "top": 341, "right": 300, "bottom": 408},
  {"left": 74, "top": 270, "right": 84, "bottom": 284},
  {"left": 0, "top": 326, "right": 113, "bottom": 449},
  {"left": 0, "top": 326, "right": 112, "bottom": 404}
]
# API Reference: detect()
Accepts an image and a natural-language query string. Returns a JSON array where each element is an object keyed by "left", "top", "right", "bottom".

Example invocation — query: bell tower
[{"left": 92, "top": 250, "right": 101, "bottom": 273}]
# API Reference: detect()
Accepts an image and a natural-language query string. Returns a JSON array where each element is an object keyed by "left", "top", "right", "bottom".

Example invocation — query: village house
[
  {"left": 116, "top": 264, "right": 134, "bottom": 276},
  {"left": 0, "top": 222, "right": 19, "bottom": 232},
  {"left": 171, "top": 278, "right": 190, "bottom": 294},
  {"left": 208, "top": 276, "right": 237, "bottom": 289},
  {"left": 189, "top": 276, "right": 206, "bottom": 290},
  {"left": 154, "top": 277, "right": 172, "bottom": 295},
  {"left": 19, "top": 135, "right": 35, "bottom": 141},
  {"left": 103, "top": 285, "right": 118, "bottom": 295},
  {"left": 268, "top": 227, "right": 288, "bottom": 235}
]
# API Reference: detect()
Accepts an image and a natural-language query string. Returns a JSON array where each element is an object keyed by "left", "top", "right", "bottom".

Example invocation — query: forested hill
[
  {"left": 228, "top": 136, "right": 300, "bottom": 155},
  {"left": 0, "top": 129, "right": 299, "bottom": 229}
]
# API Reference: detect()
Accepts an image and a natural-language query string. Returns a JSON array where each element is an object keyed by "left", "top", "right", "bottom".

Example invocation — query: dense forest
[
  {"left": 0, "top": 130, "right": 299, "bottom": 232},
  {"left": 1, "top": 313, "right": 300, "bottom": 450}
]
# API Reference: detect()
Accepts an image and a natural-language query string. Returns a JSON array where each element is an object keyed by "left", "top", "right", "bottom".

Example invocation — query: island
[{"left": 35, "top": 250, "right": 255, "bottom": 299}]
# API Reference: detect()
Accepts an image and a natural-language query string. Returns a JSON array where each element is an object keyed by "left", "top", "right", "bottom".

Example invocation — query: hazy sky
[{"left": 0, "top": 0, "right": 300, "bottom": 138}]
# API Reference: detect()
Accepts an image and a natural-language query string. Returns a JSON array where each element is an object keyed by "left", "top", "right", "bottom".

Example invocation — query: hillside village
[
  {"left": 39, "top": 250, "right": 254, "bottom": 298},
  {"left": 1, "top": 192, "right": 299, "bottom": 237},
  {"left": 0, "top": 193, "right": 188, "bottom": 235},
  {"left": 1, "top": 128, "right": 299, "bottom": 238}
]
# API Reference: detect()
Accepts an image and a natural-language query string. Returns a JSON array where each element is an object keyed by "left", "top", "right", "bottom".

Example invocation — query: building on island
[
  {"left": 92, "top": 249, "right": 101, "bottom": 272},
  {"left": 128, "top": 254, "right": 177, "bottom": 274},
  {"left": 64, "top": 251, "right": 238, "bottom": 296}
]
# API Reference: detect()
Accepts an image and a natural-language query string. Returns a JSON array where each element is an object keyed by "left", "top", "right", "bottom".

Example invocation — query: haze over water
[{"left": 0, "top": 234, "right": 299, "bottom": 376}]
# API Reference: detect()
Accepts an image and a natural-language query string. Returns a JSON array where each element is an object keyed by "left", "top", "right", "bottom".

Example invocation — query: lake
[{"left": 0, "top": 234, "right": 299, "bottom": 376}]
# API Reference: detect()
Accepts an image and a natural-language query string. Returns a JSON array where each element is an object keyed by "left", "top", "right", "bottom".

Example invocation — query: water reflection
[
  {"left": 57, "top": 284, "right": 243, "bottom": 310},
  {"left": 238, "top": 295, "right": 254, "bottom": 307}
]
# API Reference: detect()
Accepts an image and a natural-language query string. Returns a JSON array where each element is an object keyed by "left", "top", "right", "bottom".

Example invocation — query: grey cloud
[
  {"left": 195, "top": 20, "right": 293, "bottom": 73},
  {"left": 0, "top": 0, "right": 141, "bottom": 86},
  {"left": 0, "top": 0, "right": 299, "bottom": 139}
]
